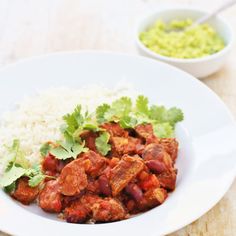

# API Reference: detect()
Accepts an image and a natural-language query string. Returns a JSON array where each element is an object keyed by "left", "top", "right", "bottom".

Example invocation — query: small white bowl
[{"left": 135, "top": 7, "right": 234, "bottom": 78}]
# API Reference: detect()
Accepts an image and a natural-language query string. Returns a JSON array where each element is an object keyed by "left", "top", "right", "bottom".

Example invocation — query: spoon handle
[{"left": 196, "top": 0, "right": 236, "bottom": 25}]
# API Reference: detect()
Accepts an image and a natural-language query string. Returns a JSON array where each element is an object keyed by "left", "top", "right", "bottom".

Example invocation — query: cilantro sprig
[
  {"left": 54, "top": 95, "right": 183, "bottom": 160},
  {"left": 47, "top": 105, "right": 95, "bottom": 160},
  {"left": 95, "top": 95, "right": 183, "bottom": 137},
  {"left": 0, "top": 140, "right": 53, "bottom": 192}
]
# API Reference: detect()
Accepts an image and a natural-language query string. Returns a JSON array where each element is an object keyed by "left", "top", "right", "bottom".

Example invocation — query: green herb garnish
[
  {"left": 0, "top": 140, "right": 51, "bottom": 190},
  {"left": 95, "top": 95, "right": 183, "bottom": 137},
  {"left": 95, "top": 132, "right": 111, "bottom": 156}
]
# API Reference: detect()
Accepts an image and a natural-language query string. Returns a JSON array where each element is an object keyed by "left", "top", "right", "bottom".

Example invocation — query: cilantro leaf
[
  {"left": 50, "top": 138, "right": 88, "bottom": 160},
  {"left": 40, "top": 142, "right": 51, "bottom": 157},
  {"left": 63, "top": 105, "right": 83, "bottom": 135},
  {"left": 136, "top": 95, "right": 149, "bottom": 115},
  {"left": 0, "top": 139, "right": 29, "bottom": 178},
  {"left": 165, "top": 107, "right": 184, "bottom": 126},
  {"left": 28, "top": 174, "right": 45, "bottom": 187},
  {"left": 104, "top": 97, "right": 132, "bottom": 121},
  {"left": 119, "top": 115, "right": 137, "bottom": 129},
  {"left": 1, "top": 141, "right": 52, "bottom": 190},
  {"left": 153, "top": 123, "right": 174, "bottom": 138},
  {"left": 4, "top": 139, "right": 29, "bottom": 169},
  {"left": 149, "top": 105, "right": 184, "bottom": 126},
  {"left": 4, "top": 182, "right": 16, "bottom": 193},
  {"left": 62, "top": 106, "right": 99, "bottom": 141},
  {"left": 50, "top": 147, "right": 71, "bottom": 160},
  {"left": 112, "top": 97, "right": 132, "bottom": 116},
  {"left": 24, "top": 164, "right": 41, "bottom": 177},
  {"left": 95, "top": 132, "right": 111, "bottom": 156},
  {"left": 149, "top": 105, "right": 166, "bottom": 122},
  {"left": 83, "top": 123, "right": 99, "bottom": 131},
  {"left": 24, "top": 164, "right": 46, "bottom": 187},
  {"left": 0, "top": 165, "right": 25, "bottom": 187},
  {"left": 96, "top": 104, "right": 111, "bottom": 124}
]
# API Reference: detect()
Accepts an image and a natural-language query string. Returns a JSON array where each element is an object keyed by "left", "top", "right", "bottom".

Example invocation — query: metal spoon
[{"left": 176, "top": 0, "right": 236, "bottom": 32}]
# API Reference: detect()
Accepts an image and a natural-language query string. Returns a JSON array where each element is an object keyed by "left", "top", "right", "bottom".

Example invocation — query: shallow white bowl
[
  {"left": 135, "top": 7, "right": 234, "bottom": 78},
  {"left": 0, "top": 52, "right": 235, "bottom": 236}
]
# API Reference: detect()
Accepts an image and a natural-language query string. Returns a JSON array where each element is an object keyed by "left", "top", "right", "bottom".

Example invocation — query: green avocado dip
[{"left": 139, "top": 19, "right": 225, "bottom": 59}]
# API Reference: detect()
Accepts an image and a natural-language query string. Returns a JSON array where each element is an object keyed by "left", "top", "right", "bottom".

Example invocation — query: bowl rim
[
  {"left": 0, "top": 51, "right": 236, "bottom": 236},
  {"left": 135, "top": 6, "right": 235, "bottom": 64}
]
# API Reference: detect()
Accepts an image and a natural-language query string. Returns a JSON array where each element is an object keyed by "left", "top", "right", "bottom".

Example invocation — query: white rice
[{"left": 0, "top": 83, "right": 137, "bottom": 174}]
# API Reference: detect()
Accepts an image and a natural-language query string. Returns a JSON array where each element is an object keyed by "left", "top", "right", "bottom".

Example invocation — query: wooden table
[{"left": 0, "top": 0, "right": 235, "bottom": 235}]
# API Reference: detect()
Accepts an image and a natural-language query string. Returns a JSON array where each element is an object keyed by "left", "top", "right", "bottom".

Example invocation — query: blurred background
[{"left": 0, "top": 0, "right": 235, "bottom": 235}]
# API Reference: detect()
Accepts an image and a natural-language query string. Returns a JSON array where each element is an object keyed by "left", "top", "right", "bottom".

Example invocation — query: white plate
[{"left": 0, "top": 52, "right": 235, "bottom": 236}]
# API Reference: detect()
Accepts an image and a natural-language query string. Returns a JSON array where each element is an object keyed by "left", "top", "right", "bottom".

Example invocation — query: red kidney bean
[
  {"left": 145, "top": 160, "right": 166, "bottom": 174},
  {"left": 125, "top": 183, "right": 143, "bottom": 202},
  {"left": 98, "top": 175, "right": 112, "bottom": 196}
]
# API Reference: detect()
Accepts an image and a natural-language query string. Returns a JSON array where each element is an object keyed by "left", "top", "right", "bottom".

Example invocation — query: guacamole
[{"left": 139, "top": 19, "right": 225, "bottom": 59}]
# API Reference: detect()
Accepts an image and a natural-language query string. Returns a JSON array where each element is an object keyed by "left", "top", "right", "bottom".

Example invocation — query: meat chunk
[
  {"left": 110, "top": 155, "right": 144, "bottom": 196},
  {"left": 86, "top": 179, "right": 100, "bottom": 195},
  {"left": 110, "top": 137, "right": 128, "bottom": 156},
  {"left": 159, "top": 138, "right": 179, "bottom": 162},
  {"left": 126, "top": 137, "right": 143, "bottom": 154},
  {"left": 158, "top": 170, "right": 177, "bottom": 191},
  {"left": 64, "top": 194, "right": 126, "bottom": 223},
  {"left": 42, "top": 154, "right": 65, "bottom": 177},
  {"left": 39, "top": 180, "right": 62, "bottom": 213},
  {"left": 135, "top": 124, "right": 154, "bottom": 140},
  {"left": 138, "top": 174, "right": 160, "bottom": 191},
  {"left": 64, "top": 200, "right": 89, "bottom": 223},
  {"left": 59, "top": 159, "right": 88, "bottom": 196},
  {"left": 109, "top": 157, "right": 120, "bottom": 168},
  {"left": 139, "top": 188, "right": 167, "bottom": 210},
  {"left": 62, "top": 195, "right": 82, "bottom": 209},
  {"left": 142, "top": 143, "right": 173, "bottom": 169},
  {"left": 111, "top": 136, "right": 143, "bottom": 156},
  {"left": 80, "top": 194, "right": 102, "bottom": 208},
  {"left": 100, "top": 122, "right": 128, "bottom": 137},
  {"left": 80, "top": 151, "right": 107, "bottom": 177},
  {"left": 91, "top": 198, "right": 126, "bottom": 222},
  {"left": 12, "top": 177, "right": 39, "bottom": 205},
  {"left": 80, "top": 130, "right": 98, "bottom": 152}
]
